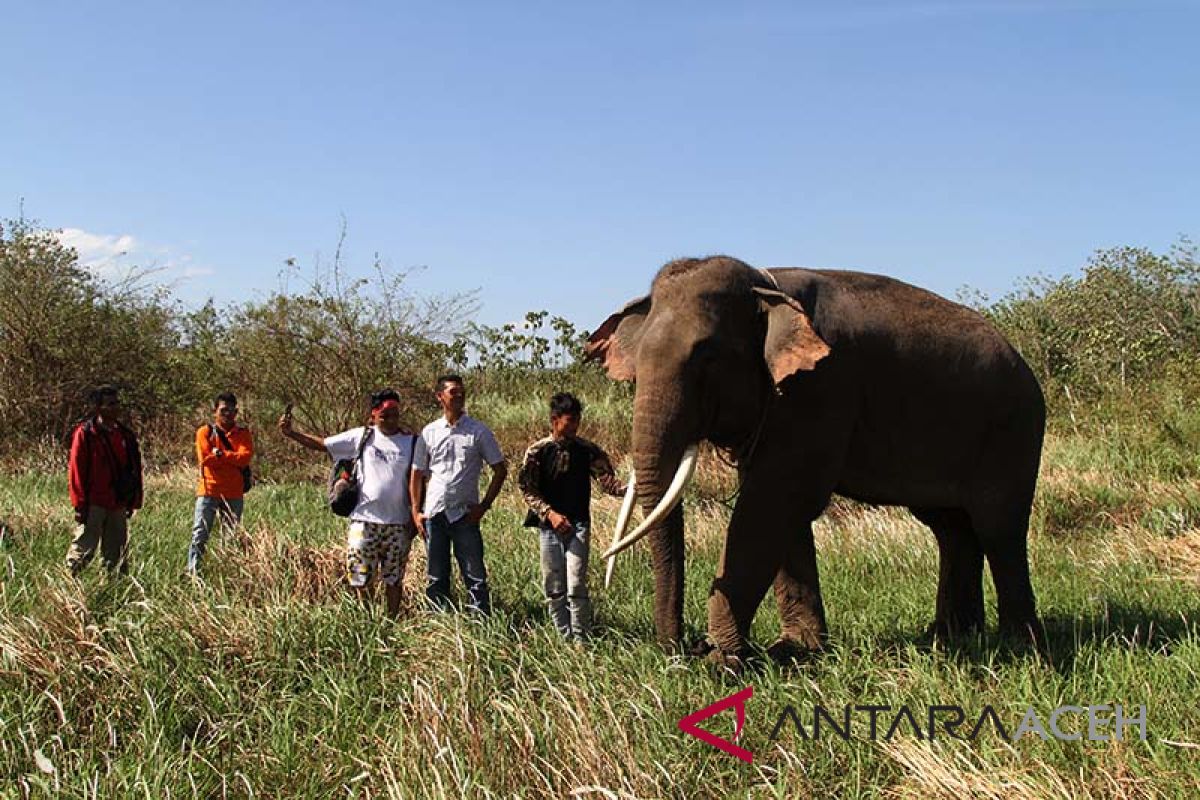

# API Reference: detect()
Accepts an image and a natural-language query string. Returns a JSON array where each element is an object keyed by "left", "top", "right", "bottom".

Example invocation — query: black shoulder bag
[{"left": 328, "top": 427, "right": 373, "bottom": 517}]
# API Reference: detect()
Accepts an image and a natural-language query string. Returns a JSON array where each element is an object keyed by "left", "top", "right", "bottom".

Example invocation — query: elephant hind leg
[
  {"left": 910, "top": 507, "right": 985, "bottom": 639},
  {"left": 968, "top": 502, "right": 1044, "bottom": 645},
  {"left": 771, "top": 522, "right": 827, "bottom": 651}
]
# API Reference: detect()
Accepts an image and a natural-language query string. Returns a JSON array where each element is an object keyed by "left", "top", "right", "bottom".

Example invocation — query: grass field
[{"left": 2, "top": 418, "right": 1199, "bottom": 798}]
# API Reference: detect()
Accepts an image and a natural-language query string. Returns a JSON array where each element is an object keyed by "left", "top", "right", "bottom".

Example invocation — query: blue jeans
[
  {"left": 540, "top": 522, "right": 592, "bottom": 638},
  {"left": 425, "top": 512, "right": 490, "bottom": 614},
  {"left": 188, "top": 496, "right": 244, "bottom": 572}
]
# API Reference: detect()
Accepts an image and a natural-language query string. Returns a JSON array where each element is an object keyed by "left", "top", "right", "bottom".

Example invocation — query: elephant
[{"left": 586, "top": 255, "right": 1045, "bottom": 665}]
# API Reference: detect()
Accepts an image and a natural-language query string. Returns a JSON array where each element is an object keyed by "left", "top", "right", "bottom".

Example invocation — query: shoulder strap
[
  {"left": 213, "top": 425, "right": 235, "bottom": 451},
  {"left": 405, "top": 434, "right": 418, "bottom": 476},
  {"left": 353, "top": 426, "right": 373, "bottom": 464}
]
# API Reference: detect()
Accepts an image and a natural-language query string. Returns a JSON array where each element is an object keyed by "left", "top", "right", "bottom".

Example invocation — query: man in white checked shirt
[{"left": 409, "top": 375, "right": 507, "bottom": 614}]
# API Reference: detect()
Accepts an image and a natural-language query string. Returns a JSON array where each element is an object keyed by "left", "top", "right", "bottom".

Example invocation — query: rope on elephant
[
  {"left": 711, "top": 267, "right": 780, "bottom": 510},
  {"left": 714, "top": 388, "right": 773, "bottom": 510},
  {"left": 758, "top": 267, "right": 782, "bottom": 290}
]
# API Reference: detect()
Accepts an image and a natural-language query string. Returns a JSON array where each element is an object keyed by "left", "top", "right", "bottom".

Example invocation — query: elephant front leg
[
  {"left": 705, "top": 511, "right": 783, "bottom": 663},
  {"left": 771, "top": 522, "right": 828, "bottom": 656},
  {"left": 649, "top": 506, "right": 686, "bottom": 650}
]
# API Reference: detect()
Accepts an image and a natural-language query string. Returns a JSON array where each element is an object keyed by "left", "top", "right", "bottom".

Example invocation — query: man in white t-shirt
[
  {"left": 409, "top": 375, "right": 507, "bottom": 614},
  {"left": 279, "top": 389, "right": 417, "bottom": 617}
]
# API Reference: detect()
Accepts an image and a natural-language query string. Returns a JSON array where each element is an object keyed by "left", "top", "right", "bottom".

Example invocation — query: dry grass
[{"left": 2, "top": 424, "right": 1199, "bottom": 797}]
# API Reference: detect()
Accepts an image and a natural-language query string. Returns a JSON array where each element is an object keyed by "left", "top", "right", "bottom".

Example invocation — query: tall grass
[{"left": 3, "top": 412, "right": 1199, "bottom": 798}]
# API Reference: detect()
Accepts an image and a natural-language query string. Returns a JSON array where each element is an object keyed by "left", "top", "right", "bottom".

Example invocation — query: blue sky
[{"left": 3, "top": 1, "right": 1197, "bottom": 329}]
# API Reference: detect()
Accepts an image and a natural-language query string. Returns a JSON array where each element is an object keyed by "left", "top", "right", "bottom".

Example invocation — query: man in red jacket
[{"left": 67, "top": 386, "right": 144, "bottom": 575}]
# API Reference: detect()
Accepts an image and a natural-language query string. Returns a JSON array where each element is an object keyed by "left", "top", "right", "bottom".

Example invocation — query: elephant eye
[{"left": 690, "top": 339, "right": 720, "bottom": 366}]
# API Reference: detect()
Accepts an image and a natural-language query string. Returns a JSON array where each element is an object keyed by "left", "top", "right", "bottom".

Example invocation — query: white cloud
[
  {"left": 55, "top": 227, "right": 217, "bottom": 290},
  {"left": 56, "top": 228, "right": 139, "bottom": 278}
]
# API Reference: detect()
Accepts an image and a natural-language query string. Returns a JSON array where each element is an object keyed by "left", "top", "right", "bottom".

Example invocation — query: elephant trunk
[{"left": 630, "top": 383, "right": 695, "bottom": 649}]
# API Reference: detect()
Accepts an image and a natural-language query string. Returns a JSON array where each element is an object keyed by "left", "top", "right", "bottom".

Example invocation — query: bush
[
  {"left": 227, "top": 254, "right": 474, "bottom": 440},
  {"left": 976, "top": 239, "right": 1200, "bottom": 421},
  {"left": 0, "top": 218, "right": 199, "bottom": 450},
  {"left": 4, "top": 216, "right": 1196, "bottom": 472},
  {"left": 0, "top": 220, "right": 478, "bottom": 469}
]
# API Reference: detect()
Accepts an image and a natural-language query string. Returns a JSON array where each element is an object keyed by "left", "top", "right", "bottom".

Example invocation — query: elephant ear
[
  {"left": 754, "top": 287, "right": 831, "bottom": 388},
  {"left": 584, "top": 295, "right": 651, "bottom": 381}
]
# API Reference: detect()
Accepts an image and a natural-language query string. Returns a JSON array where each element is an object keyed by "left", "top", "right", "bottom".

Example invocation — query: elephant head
[{"left": 585, "top": 256, "right": 830, "bottom": 647}]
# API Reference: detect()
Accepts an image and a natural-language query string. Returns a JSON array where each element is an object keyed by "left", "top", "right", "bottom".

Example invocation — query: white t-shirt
[{"left": 324, "top": 426, "right": 416, "bottom": 525}]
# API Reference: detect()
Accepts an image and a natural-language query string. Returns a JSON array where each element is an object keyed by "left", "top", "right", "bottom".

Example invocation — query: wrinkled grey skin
[{"left": 587, "top": 256, "right": 1045, "bottom": 663}]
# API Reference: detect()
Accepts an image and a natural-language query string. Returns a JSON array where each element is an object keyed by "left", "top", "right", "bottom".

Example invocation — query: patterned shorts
[{"left": 346, "top": 521, "right": 414, "bottom": 588}]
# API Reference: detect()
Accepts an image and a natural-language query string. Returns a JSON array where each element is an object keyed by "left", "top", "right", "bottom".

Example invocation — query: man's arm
[
  {"left": 409, "top": 467, "right": 428, "bottom": 539},
  {"left": 127, "top": 431, "right": 144, "bottom": 513},
  {"left": 67, "top": 426, "right": 87, "bottom": 522},
  {"left": 278, "top": 413, "right": 327, "bottom": 452},
  {"left": 517, "top": 442, "right": 554, "bottom": 520},
  {"left": 518, "top": 442, "right": 570, "bottom": 533},
  {"left": 197, "top": 426, "right": 221, "bottom": 466},
  {"left": 588, "top": 441, "right": 628, "bottom": 497},
  {"left": 467, "top": 426, "right": 507, "bottom": 523},
  {"left": 470, "top": 460, "right": 507, "bottom": 523},
  {"left": 227, "top": 429, "right": 253, "bottom": 467}
]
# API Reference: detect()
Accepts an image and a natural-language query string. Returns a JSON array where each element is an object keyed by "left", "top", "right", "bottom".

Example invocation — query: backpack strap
[
  {"left": 404, "top": 434, "right": 418, "bottom": 521},
  {"left": 350, "top": 426, "right": 373, "bottom": 477},
  {"left": 209, "top": 424, "right": 236, "bottom": 452},
  {"left": 404, "top": 434, "right": 418, "bottom": 480}
]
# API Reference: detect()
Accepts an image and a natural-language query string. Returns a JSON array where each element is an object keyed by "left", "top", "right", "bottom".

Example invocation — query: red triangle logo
[{"left": 678, "top": 686, "right": 754, "bottom": 763}]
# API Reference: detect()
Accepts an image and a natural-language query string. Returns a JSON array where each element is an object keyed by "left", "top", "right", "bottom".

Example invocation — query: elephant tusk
[
  {"left": 601, "top": 444, "right": 698, "bottom": 560},
  {"left": 604, "top": 469, "right": 638, "bottom": 588}
]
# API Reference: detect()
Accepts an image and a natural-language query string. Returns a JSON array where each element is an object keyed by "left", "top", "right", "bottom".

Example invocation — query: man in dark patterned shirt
[{"left": 519, "top": 392, "right": 626, "bottom": 639}]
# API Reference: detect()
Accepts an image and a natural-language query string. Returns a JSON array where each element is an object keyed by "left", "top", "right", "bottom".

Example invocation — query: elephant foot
[
  {"left": 998, "top": 617, "right": 1049, "bottom": 656},
  {"left": 766, "top": 636, "right": 822, "bottom": 666},
  {"left": 705, "top": 646, "right": 747, "bottom": 677},
  {"left": 686, "top": 636, "right": 716, "bottom": 658},
  {"left": 924, "top": 618, "right": 984, "bottom": 646}
]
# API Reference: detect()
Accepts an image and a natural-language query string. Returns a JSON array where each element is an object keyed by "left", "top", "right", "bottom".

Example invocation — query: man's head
[
  {"left": 435, "top": 375, "right": 466, "bottom": 420},
  {"left": 549, "top": 392, "right": 582, "bottom": 441},
  {"left": 214, "top": 392, "right": 239, "bottom": 429},
  {"left": 370, "top": 388, "right": 403, "bottom": 435},
  {"left": 88, "top": 385, "right": 121, "bottom": 423}
]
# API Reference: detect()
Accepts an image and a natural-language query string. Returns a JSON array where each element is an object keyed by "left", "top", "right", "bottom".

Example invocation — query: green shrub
[{"left": 976, "top": 238, "right": 1200, "bottom": 425}]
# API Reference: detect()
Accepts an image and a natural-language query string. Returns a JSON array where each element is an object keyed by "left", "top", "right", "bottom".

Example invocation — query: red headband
[{"left": 376, "top": 399, "right": 400, "bottom": 412}]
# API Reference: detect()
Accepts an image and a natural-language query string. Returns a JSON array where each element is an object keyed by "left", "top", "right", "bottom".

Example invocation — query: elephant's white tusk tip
[{"left": 599, "top": 445, "right": 698, "bottom": 559}]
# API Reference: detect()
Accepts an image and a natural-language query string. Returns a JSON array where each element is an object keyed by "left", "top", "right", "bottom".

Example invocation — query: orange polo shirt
[{"left": 195, "top": 423, "right": 254, "bottom": 499}]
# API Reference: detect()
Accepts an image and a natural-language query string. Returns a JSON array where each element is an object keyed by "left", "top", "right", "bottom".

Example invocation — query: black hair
[
  {"left": 370, "top": 388, "right": 401, "bottom": 410},
  {"left": 435, "top": 375, "right": 464, "bottom": 394},
  {"left": 87, "top": 385, "right": 119, "bottom": 406},
  {"left": 550, "top": 392, "right": 582, "bottom": 418},
  {"left": 214, "top": 392, "right": 238, "bottom": 408}
]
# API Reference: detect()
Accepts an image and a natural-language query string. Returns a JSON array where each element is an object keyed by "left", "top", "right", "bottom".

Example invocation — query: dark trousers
[{"left": 425, "top": 512, "right": 490, "bottom": 614}]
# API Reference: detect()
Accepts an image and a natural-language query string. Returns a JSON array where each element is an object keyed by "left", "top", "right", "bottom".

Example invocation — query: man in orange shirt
[{"left": 187, "top": 392, "right": 254, "bottom": 574}]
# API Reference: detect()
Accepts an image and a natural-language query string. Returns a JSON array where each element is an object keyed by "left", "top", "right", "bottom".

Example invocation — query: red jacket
[{"left": 68, "top": 419, "right": 144, "bottom": 511}]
